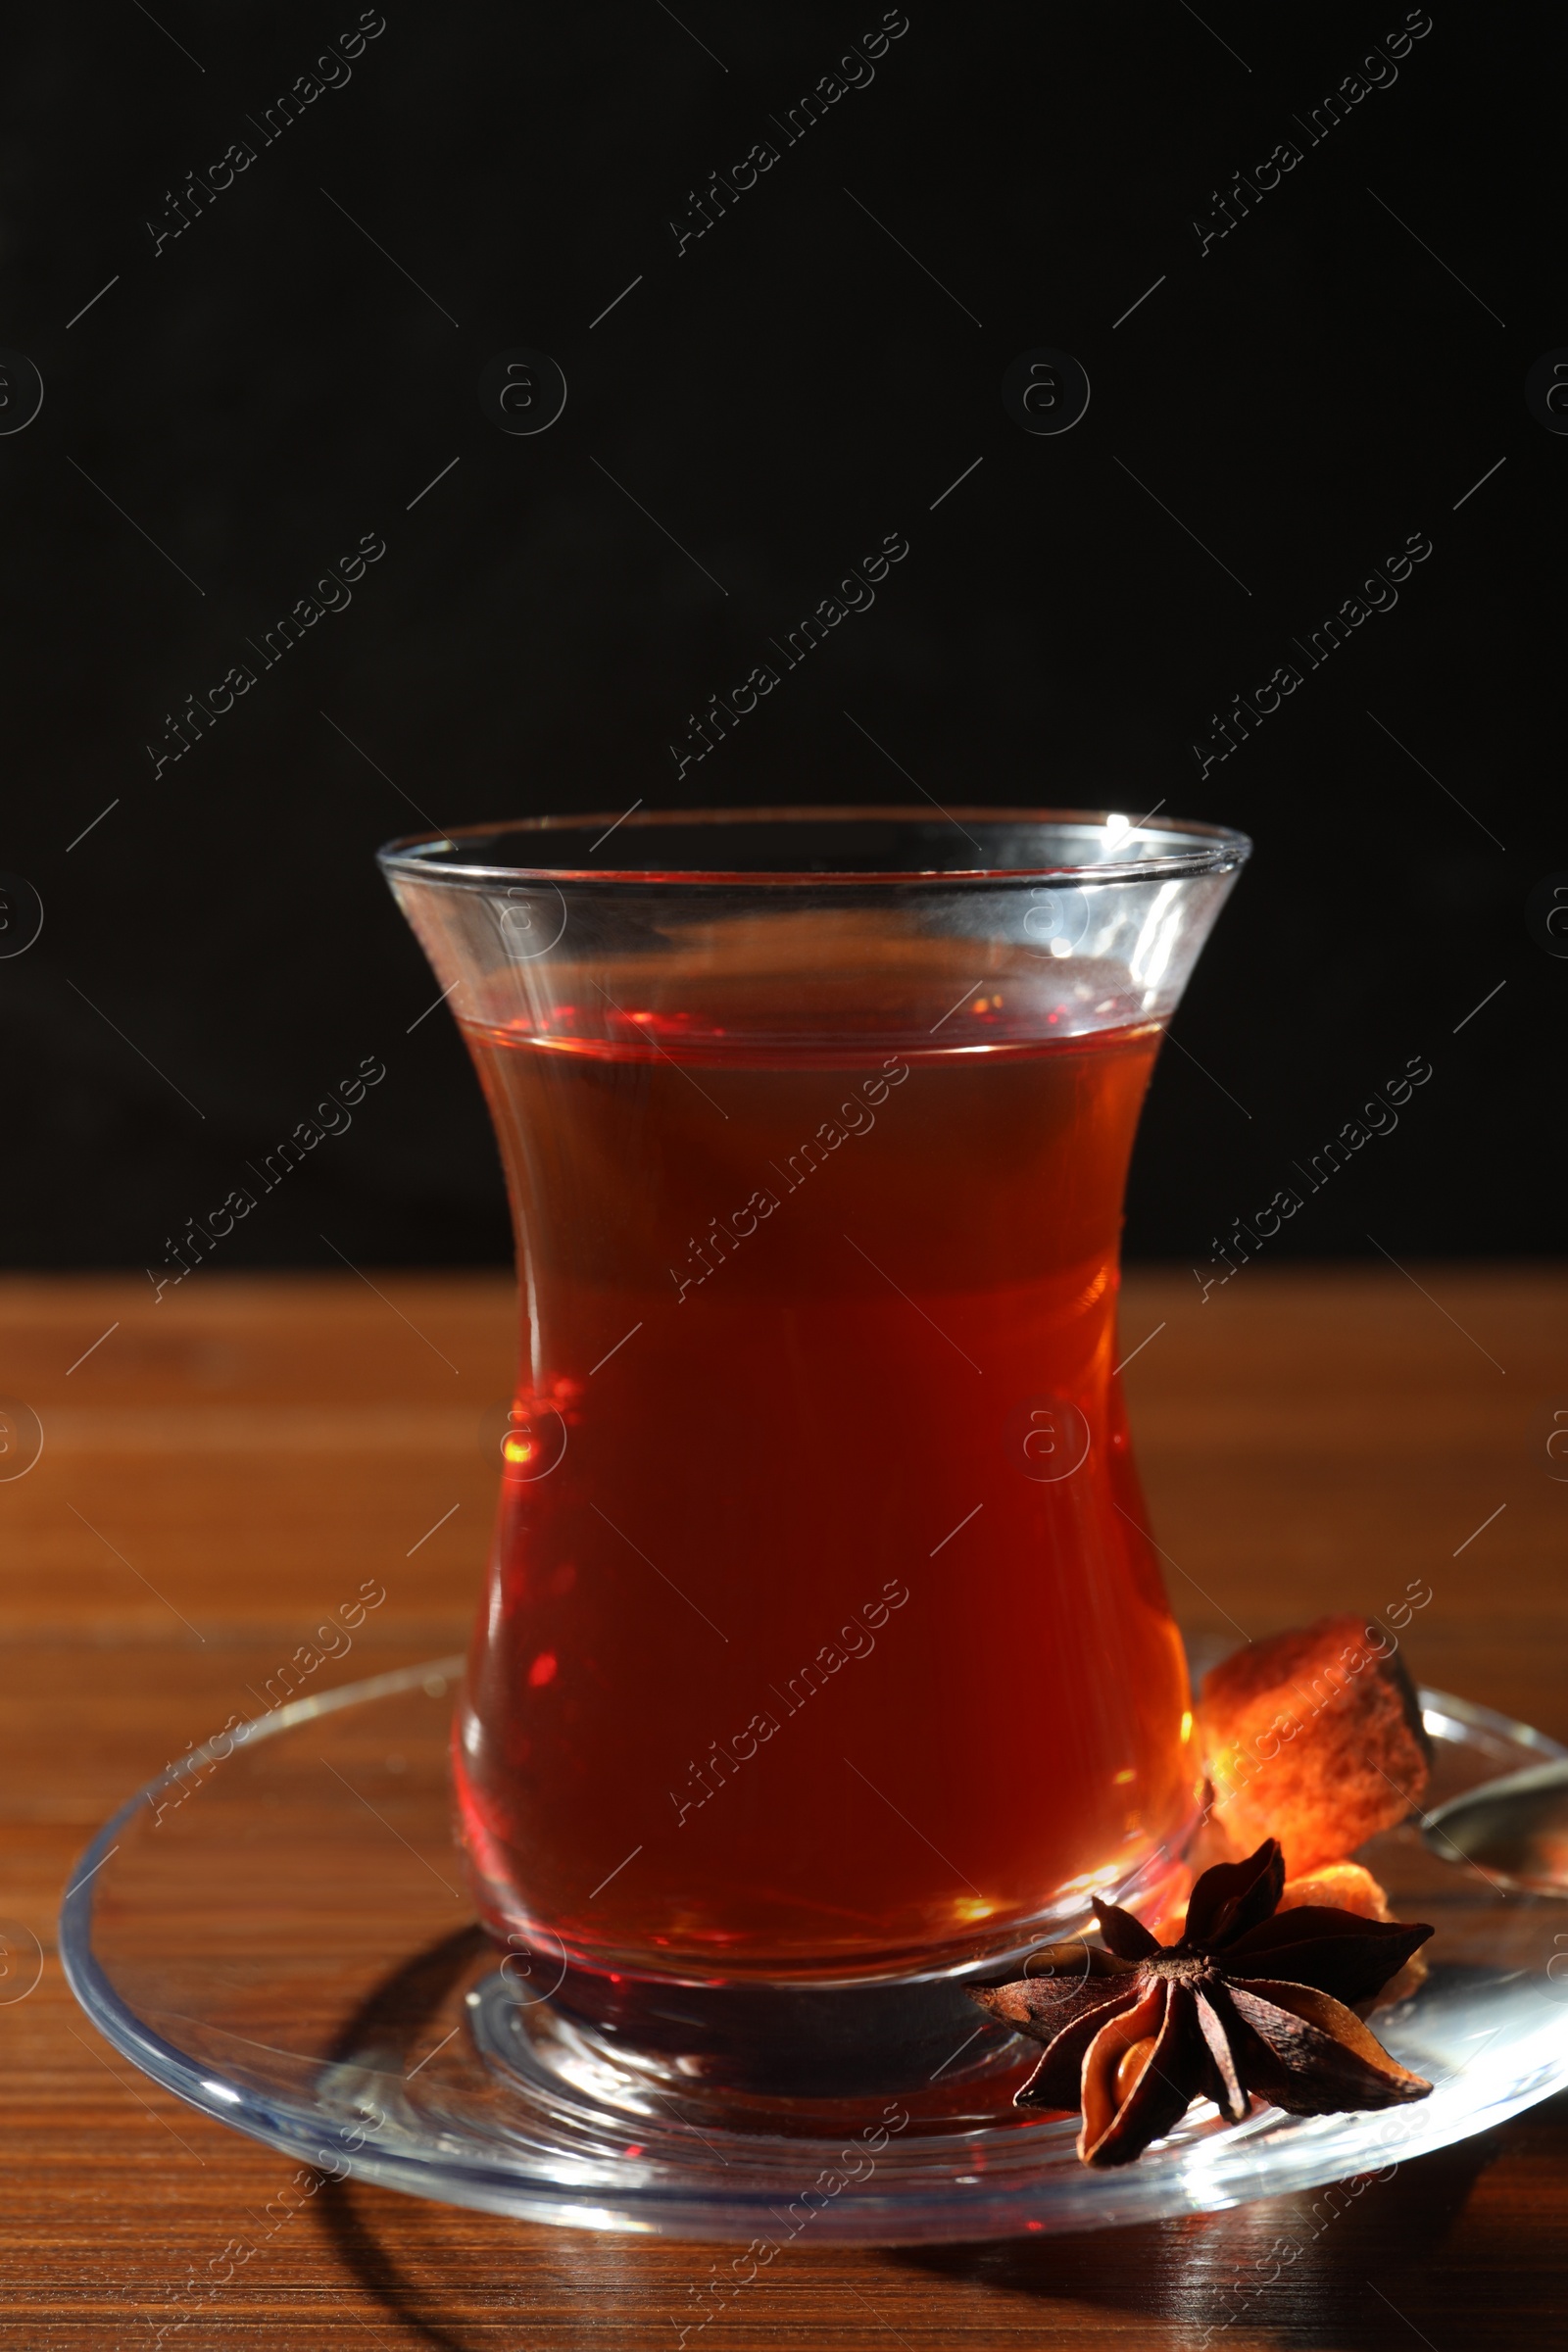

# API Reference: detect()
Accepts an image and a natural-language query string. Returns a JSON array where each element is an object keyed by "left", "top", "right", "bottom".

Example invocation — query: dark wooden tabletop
[{"left": 2, "top": 1265, "right": 1563, "bottom": 2349}]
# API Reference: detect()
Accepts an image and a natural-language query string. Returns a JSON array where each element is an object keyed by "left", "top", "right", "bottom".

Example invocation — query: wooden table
[{"left": 2, "top": 1267, "right": 1563, "bottom": 2348}]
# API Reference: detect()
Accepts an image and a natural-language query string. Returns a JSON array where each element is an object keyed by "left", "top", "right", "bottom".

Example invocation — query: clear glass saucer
[{"left": 59, "top": 1657, "right": 1568, "bottom": 2243}]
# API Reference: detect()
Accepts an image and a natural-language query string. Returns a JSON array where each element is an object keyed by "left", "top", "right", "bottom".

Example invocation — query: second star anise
[{"left": 969, "top": 1838, "right": 1434, "bottom": 2166}]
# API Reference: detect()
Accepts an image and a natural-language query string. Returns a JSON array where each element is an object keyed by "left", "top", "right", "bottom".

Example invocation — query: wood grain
[{"left": 1, "top": 1266, "right": 1563, "bottom": 2348}]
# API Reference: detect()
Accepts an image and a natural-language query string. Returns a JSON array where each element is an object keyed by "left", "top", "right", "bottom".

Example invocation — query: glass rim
[{"left": 376, "top": 806, "right": 1252, "bottom": 890}]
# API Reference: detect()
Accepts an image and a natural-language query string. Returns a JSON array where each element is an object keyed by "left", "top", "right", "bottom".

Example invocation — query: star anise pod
[{"left": 969, "top": 1838, "right": 1433, "bottom": 2167}]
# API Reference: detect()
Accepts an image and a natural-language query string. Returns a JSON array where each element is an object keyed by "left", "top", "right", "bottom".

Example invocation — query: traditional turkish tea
[{"left": 452, "top": 985, "right": 1198, "bottom": 1979}]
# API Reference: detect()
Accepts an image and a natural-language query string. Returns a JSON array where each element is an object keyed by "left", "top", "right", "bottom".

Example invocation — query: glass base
[
  {"left": 60, "top": 1656, "right": 1568, "bottom": 2241},
  {"left": 465, "top": 1966, "right": 1040, "bottom": 2140},
  {"left": 467, "top": 1828, "right": 1191, "bottom": 2131}
]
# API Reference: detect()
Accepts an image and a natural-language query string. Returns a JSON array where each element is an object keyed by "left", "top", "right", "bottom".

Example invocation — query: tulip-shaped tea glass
[{"left": 379, "top": 808, "right": 1250, "bottom": 2119}]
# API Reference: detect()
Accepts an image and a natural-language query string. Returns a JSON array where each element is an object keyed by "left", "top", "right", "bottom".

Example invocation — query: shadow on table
[
  {"left": 897, "top": 2110, "right": 1545, "bottom": 2348},
  {"left": 314, "top": 2122, "right": 1539, "bottom": 2352},
  {"left": 317, "top": 1925, "right": 492, "bottom": 2349},
  {"left": 318, "top": 2177, "right": 478, "bottom": 2352}
]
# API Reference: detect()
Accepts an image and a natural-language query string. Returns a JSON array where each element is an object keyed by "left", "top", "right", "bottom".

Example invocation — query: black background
[{"left": 1, "top": 1, "right": 1557, "bottom": 1276}]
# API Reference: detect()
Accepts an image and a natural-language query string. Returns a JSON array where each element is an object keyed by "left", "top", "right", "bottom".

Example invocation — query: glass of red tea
[{"left": 380, "top": 808, "right": 1249, "bottom": 2110}]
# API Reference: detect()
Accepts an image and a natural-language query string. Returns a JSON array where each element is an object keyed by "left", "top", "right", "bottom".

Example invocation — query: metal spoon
[{"left": 1422, "top": 1759, "right": 1568, "bottom": 1895}]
